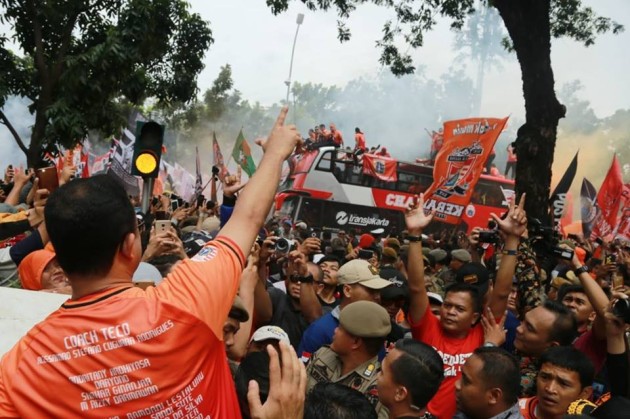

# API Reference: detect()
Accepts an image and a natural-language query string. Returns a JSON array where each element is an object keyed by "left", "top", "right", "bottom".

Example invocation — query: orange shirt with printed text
[{"left": 0, "top": 237, "right": 244, "bottom": 419}]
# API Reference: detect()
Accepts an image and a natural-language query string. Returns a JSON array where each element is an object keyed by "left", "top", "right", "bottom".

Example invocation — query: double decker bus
[{"left": 275, "top": 146, "right": 514, "bottom": 234}]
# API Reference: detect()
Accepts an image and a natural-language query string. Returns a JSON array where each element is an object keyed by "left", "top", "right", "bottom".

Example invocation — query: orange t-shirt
[
  {"left": 410, "top": 307, "right": 484, "bottom": 419},
  {"left": 0, "top": 236, "right": 244, "bottom": 418}
]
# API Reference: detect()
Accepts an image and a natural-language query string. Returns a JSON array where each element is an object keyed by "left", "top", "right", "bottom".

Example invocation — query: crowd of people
[{"left": 0, "top": 108, "right": 629, "bottom": 419}]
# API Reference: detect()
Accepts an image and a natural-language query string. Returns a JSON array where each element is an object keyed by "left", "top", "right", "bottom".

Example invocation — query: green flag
[{"left": 231, "top": 129, "right": 256, "bottom": 176}]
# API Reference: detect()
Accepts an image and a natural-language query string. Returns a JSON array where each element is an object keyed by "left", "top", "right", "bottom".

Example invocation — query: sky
[
  {"left": 194, "top": 0, "right": 630, "bottom": 119},
  {"left": 1, "top": 0, "right": 629, "bottom": 171}
]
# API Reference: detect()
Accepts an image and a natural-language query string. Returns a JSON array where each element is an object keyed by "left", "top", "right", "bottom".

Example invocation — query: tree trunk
[{"left": 494, "top": 0, "right": 566, "bottom": 228}]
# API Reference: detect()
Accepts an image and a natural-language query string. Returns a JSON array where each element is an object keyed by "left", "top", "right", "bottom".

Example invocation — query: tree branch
[
  {"left": 0, "top": 109, "right": 29, "bottom": 156},
  {"left": 25, "top": 0, "right": 49, "bottom": 84}
]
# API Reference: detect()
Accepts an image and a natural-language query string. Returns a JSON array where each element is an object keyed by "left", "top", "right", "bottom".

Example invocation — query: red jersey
[
  {"left": 410, "top": 306, "right": 484, "bottom": 419},
  {"left": 0, "top": 237, "right": 244, "bottom": 418}
]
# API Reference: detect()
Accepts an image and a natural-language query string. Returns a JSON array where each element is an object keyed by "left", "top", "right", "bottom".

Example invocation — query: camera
[
  {"left": 528, "top": 218, "right": 573, "bottom": 261},
  {"left": 478, "top": 230, "right": 500, "bottom": 244},
  {"left": 613, "top": 299, "right": 630, "bottom": 323},
  {"left": 275, "top": 238, "right": 293, "bottom": 256}
]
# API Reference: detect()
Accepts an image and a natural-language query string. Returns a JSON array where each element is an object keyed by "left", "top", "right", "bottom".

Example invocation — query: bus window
[
  {"left": 279, "top": 195, "right": 301, "bottom": 218},
  {"left": 397, "top": 170, "right": 432, "bottom": 194},
  {"left": 316, "top": 151, "right": 334, "bottom": 172},
  {"left": 472, "top": 178, "right": 512, "bottom": 208}
]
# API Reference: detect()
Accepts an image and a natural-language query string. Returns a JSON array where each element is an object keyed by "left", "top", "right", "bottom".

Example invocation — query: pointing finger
[
  {"left": 518, "top": 193, "right": 526, "bottom": 211},
  {"left": 274, "top": 106, "right": 288, "bottom": 128}
]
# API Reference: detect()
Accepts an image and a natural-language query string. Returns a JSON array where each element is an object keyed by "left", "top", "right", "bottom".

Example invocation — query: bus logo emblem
[{"left": 336, "top": 211, "right": 349, "bottom": 225}]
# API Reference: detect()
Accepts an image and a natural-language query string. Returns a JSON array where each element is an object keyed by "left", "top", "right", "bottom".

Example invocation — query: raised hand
[
  {"left": 481, "top": 307, "right": 507, "bottom": 347},
  {"left": 247, "top": 342, "right": 306, "bottom": 419},
  {"left": 404, "top": 193, "right": 434, "bottom": 234},
  {"left": 224, "top": 166, "right": 246, "bottom": 197},
  {"left": 491, "top": 193, "right": 527, "bottom": 238},
  {"left": 264, "top": 107, "right": 302, "bottom": 159}
]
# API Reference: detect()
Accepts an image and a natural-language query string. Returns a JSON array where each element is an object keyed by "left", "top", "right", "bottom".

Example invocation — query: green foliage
[
  {"left": 0, "top": 0, "right": 213, "bottom": 160},
  {"left": 265, "top": 0, "right": 623, "bottom": 76}
]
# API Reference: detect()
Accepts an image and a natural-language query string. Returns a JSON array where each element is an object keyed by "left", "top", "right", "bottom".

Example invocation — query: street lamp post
[{"left": 285, "top": 13, "right": 305, "bottom": 105}]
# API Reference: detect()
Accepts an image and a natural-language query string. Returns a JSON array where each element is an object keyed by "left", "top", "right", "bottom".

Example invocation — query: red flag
[
  {"left": 362, "top": 154, "right": 398, "bottom": 182},
  {"left": 423, "top": 117, "right": 509, "bottom": 224},
  {"left": 591, "top": 155, "right": 624, "bottom": 241},
  {"left": 614, "top": 184, "right": 630, "bottom": 240},
  {"left": 212, "top": 132, "right": 229, "bottom": 181}
]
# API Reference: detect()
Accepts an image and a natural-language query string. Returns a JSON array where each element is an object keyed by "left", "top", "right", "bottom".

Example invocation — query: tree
[
  {"left": 266, "top": 0, "right": 623, "bottom": 226},
  {"left": 0, "top": 0, "right": 213, "bottom": 166}
]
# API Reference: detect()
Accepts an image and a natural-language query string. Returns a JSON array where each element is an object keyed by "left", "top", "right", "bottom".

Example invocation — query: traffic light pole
[{"left": 141, "top": 177, "right": 155, "bottom": 214}]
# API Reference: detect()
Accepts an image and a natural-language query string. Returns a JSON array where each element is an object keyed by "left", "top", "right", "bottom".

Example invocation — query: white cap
[
  {"left": 250, "top": 326, "right": 290, "bottom": 344},
  {"left": 427, "top": 292, "right": 443, "bottom": 304},
  {"left": 370, "top": 228, "right": 385, "bottom": 235}
]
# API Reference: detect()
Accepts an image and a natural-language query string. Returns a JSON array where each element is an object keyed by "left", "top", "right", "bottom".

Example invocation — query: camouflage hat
[
  {"left": 337, "top": 259, "right": 392, "bottom": 290},
  {"left": 451, "top": 249, "right": 472, "bottom": 263},
  {"left": 339, "top": 301, "right": 392, "bottom": 338}
]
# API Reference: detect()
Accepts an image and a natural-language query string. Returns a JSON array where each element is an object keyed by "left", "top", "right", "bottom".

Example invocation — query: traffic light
[{"left": 131, "top": 121, "right": 164, "bottom": 178}]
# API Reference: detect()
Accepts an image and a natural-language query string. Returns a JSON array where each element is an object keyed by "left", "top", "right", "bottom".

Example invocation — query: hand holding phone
[
  {"left": 36, "top": 166, "right": 59, "bottom": 192},
  {"left": 155, "top": 220, "right": 171, "bottom": 234}
]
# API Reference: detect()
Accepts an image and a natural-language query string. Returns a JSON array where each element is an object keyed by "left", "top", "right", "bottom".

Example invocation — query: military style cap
[
  {"left": 339, "top": 301, "right": 392, "bottom": 338},
  {"left": 451, "top": 249, "right": 472, "bottom": 263},
  {"left": 228, "top": 295, "right": 250, "bottom": 322},
  {"left": 429, "top": 248, "right": 447, "bottom": 263},
  {"left": 455, "top": 262, "right": 490, "bottom": 296},
  {"left": 337, "top": 259, "right": 392, "bottom": 290}
]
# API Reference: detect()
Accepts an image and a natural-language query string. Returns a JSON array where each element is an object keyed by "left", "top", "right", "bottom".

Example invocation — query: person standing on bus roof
[
  {"left": 355, "top": 127, "right": 367, "bottom": 153},
  {"left": 330, "top": 123, "right": 344, "bottom": 147}
]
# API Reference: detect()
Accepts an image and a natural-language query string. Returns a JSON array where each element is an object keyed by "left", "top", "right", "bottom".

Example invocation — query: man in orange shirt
[
  {"left": 0, "top": 108, "right": 301, "bottom": 418},
  {"left": 330, "top": 123, "right": 344, "bottom": 147}
]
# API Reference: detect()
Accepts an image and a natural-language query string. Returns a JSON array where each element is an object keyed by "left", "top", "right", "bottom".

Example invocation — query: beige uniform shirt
[{"left": 306, "top": 346, "right": 388, "bottom": 419}]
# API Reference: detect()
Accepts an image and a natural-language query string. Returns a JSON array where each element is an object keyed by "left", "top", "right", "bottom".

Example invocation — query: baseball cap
[
  {"left": 337, "top": 259, "right": 392, "bottom": 289},
  {"left": 429, "top": 248, "right": 447, "bottom": 263},
  {"left": 339, "top": 301, "right": 391, "bottom": 338},
  {"left": 229, "top": 296, "right": 250, "bottom": 322},
  {"left": 370, "top": 228, "right": 385, "bottom": 235},
  {"left": 451, "top": 249, "right": 472, "bottom": 263},
  {"left": 379, "top": 268, "right": 409, "bottom": 301},
  {"left": 358, "top": 233, "right": 376, "bottom": 249},
  {"left": 455, "top": 262, "right": 490, "bottom": 295},
  {"left": 250, "top": 325, "right": 290, "bottom": 345},
  {"left": 428, "top": 292, "right": 443, "bottom": 305},
  {"left": 18, "top": 249, "right": 56, "bottom": 291}
]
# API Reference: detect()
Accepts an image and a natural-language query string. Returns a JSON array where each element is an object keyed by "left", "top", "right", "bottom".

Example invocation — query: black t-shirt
[{"left": 268, "top": 287, "right": 310, "bottom": 348}]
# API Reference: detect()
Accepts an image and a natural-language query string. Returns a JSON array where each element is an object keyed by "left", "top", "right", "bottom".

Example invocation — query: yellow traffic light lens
[{"left": 135, "top": 152, "right": 157, "bottom": 174}]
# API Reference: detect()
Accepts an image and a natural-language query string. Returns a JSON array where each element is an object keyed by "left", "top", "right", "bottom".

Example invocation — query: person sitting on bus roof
[{"left": 377, "top": 147, "right": 391, "bottom": 158}]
